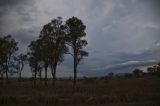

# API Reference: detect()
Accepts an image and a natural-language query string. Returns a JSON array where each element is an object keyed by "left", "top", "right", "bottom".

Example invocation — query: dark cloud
[
  {"left": 13, "top": 28, "right": 39, "bottom": 43},
  {"left": 0, "top": 0, "right": 34, "bottom": 16},
  {"left": 81, "top": 60, "right": 158, "bottom": 77},
  {"left": 0, "top": 0, "right": 160, "bottom": 77},
  {"left": 0, "top": 0, "right": 23, "bottom": 7}
]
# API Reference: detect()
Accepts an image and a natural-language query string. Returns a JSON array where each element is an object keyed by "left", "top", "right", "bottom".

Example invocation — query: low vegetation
[{"left": 0, "top": 77, "right": 160, "bottom": 106}]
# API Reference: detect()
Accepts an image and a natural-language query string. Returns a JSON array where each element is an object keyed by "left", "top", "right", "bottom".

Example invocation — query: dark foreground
[{"left": 0, "top": 77, "right": 160, "bottom": 106}]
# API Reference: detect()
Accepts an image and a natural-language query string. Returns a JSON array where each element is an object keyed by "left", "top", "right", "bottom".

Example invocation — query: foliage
[
  {"left": 133, "top": 69, "right": 143, "bottom": 77},
  {"left": 14, "top": 54, "right": 27, "bottom": 81},
  {"left": 66, "top": 17, "right": 88, "bottom": 85},
  {"left": 108, "top": 72, "right": 114, "bottom": 78},
  {"left": 0, "top": 35, "right": 18, "bottom": 79},
  {"left": 39, "top": 17, "right": 68, "bottom": 81}
]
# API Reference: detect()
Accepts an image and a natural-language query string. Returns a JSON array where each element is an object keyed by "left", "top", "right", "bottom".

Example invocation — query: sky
[{"left": 0, "top": 0, "right": 160, "bottom": 77}]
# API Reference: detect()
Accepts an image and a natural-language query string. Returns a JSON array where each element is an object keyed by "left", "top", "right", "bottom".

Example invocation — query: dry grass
[{"left": 0, "top": 77, "right": 160, "bottom": 106}]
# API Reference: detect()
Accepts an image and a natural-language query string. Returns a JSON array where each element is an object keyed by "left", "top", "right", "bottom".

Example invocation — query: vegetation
[
  {"left": 0, "top": 77, "right": 160, "bottom": 106},
  {"left": 0, "top": 16, "right": 88, "bottom": 85},
  {"left": 39, "top": 17, "right": 68, "bottom": 84},
  {"left": 132, "top": 63, "right": 160, "bottom": 77},
  {"left": 66, "top": 17, "right": 88, "bottom": 86},
  {"left": 0, "top": 35, "right": 18, "bottom": 80},
  {"left": 13, "top": 54, "right": 27, "bottom": 81}
]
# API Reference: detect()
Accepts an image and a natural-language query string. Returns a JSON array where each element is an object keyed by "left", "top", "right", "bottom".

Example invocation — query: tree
[
  {"left": 38, "top": 37, "right": 51, "bottom": 85},
  {"left": 0, "top": 37, "right": 6, "bottom": 79},
  {"left": 40, "top": 17, "right": 68, "bottom": 84},
  {"left": 108, "top": 72, "right": 114, "bottom": 78},
  {"left": 0, "top": 35, "right": 18, "bottom": 80},
  {"left": 157, "top": 65, "right": 160, "bottom": 72},
  {"left": 147, "top": 67, "right": 155, "bottom": 73},
  {"left": 14, "top": 54, "right": 27, "bottom": 81},
  {"left": 28, "top": 39, "right": 42, "bottom": 84},
  {"left": 133, "top": 68, "right": 143, "bottom": 77},
  {"left": 66, "top": 17, "right": 88, "bottom": 86},
  {"left": 155, "top": 64, "right": 160, "bottom": 76}
]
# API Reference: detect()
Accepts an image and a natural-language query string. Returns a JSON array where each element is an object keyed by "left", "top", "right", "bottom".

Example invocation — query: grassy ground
[{"left": 0, "top": 77, "right": 160, "bottom": 106}]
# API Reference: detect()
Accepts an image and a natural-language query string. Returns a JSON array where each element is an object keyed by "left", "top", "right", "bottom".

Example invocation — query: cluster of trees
[
  {"left": 0, "top": 35, "right": 27, "bottom": 81},
  {"left": 105, "top": 64, "right": 160, "bottom": 79},
  {"left": 133, "top": 63, "right": 160, "bottom": 77},
  {"left": 0, "top": 17, "right": 88, "bottom": 86}
]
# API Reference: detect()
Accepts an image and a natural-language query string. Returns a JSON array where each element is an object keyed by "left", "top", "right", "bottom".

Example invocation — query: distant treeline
[
  {"left": 132, "top": 63, "right": 160, "bottom": 77},
  {"left": 0, "top": 16, "right": 88, "bottom": 86},
  {"left": 104, "top": 63, "right": 160, "bottom": 79}
]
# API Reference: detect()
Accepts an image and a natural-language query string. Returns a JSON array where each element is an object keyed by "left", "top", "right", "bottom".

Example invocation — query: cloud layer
[{"left": 0, "top": 0, "right": 160, "bottom": 77}]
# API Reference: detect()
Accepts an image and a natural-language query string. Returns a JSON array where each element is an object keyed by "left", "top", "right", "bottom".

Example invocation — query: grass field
[{"left": 0, "top": 77, "right": 160, "bottom": 106}]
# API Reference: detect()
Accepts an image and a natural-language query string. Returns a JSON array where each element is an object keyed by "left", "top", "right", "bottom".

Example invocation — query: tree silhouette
[
  {"left": 147, "top": 67, "right": 155, "bottom": 73},
  {"left": 108, "top": 72, "right": 114, "bottom": 78},
  {"left": 39, "top": 37, "right": 51, "bottom": 85},
  {"left": 28, "top": 39, "right": 42, "bottom": 84},
  {"left": 0, "top": 37, "right": 6, "bottom": 79},
  {"left": 133, "top": 68, "right": 143, "bottom": 77},
  {"left": 66, "top": 17, "right": 88, "bottom": 86},
  {"left": 14, "top": 54, "right": 27, "bottom": 82},
  {"left": 40, "top": 17, "right": 68, "bottom": 84},
  {"left": 0, "top": 35, "right": 18, "bottom": 80}
]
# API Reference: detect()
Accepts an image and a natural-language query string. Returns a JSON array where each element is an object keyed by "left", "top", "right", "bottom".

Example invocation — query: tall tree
[
  {"left": 0, "top": 35, "right": 18, "bottom": 80},
  {"left": 39, "top": 37, "right": 51, "bottom": 85},
  {"left": 40, "top": 17, "right": 68, "bottom": 83},
  {"left": 0, "top": 36, "right": 7, "bottom": 79},
  {"left": 66, "top": 17, "right": 88, "bottom": 86},
  {"left": 0, "top": 37, "right": 6, "bottom": 79},
  {"left": 28, "top": 39, "right": 42, "bottom": 84}
]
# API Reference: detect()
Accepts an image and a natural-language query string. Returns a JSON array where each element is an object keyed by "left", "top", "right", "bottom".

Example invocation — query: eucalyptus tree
[
  {"left": 0, "top": 35, "right": 18, "bottom": 80},
  {"left": 28, "top": 39, "right": 42, "bottom": 84},
  {"left": 0, "top": 37, "right": 6, "bottom": 79},
  {"left": 28, "top": 37, "right": 53, "bottom": 85},
  {"left": 66, "top": 17, "right": 88, "bottom": 85},
  {"left": 40, "top": 17, "right": 68, "bottom": 83},
  {"left": 38, "top": 36, "right": 51, "bottom": 85},
  {"left": 14, "top": 54, "right": 27, "bottom": 81}
]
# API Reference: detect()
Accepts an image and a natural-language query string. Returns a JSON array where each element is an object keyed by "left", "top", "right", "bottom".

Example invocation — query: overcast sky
[{"left": 0, "top": 0, "right": 160, "bottom": 77}]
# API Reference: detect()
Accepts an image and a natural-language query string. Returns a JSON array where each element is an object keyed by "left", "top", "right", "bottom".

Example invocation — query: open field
[{"left": 0, "top": 77, "right": 160, "bottom": 106}]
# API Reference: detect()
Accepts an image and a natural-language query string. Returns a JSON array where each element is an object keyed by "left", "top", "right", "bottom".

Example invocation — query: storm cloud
[{"left": 0, "top": 0, "right": 160, "bottom": 77}]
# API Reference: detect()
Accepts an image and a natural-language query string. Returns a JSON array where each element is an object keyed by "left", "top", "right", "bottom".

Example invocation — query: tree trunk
[
  {"left": 0, "top": 69, "right": 4, "bottom": 85},
  {"left": 34, "top": 64, "right": 37, "bottom": 85},
  {"left": 51, "top": 63, "right": 57, "bottom": 85},
  {"left": 53, "top": 66, "right": 56, "bottom": 80},
  {"left": 19, "top": 64, "right": 24, "bottom": 82},
  {"left": 18, "top": 72, "right": 21, "bottom": 82},
  {"left": 73, "top": 52, "right": 77, "bottom": 86},
  {"left": 5, "top": 58, "right": 9, "bottom": 80},
  {"left": 34, "top": 70, "right": 37, "bottom": 85},
  {"left": 5, "top": 69, "right": 8, "bottom": 80},
  {"left": 45, "top": 65, "right": 48, "bottom": 85},
  {"left": 53, "top": 65, "right": 57, "bottom": 85},
  {"left": 51, "top": 65, "right": 54, "bottom": 79},
  {"left": 39, "top": 70, "right": 42, "bottom": 83},
  {"left": 0, "top": 69, "right": 4, "bottom": 80}
]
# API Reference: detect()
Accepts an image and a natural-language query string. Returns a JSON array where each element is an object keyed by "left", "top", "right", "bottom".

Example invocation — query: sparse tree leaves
[
  {"left": 66, "top": 17, "right": 88, "bottom": 85},
  {"left": 0, "top": 35, "right": 18, "bottom": 80}
]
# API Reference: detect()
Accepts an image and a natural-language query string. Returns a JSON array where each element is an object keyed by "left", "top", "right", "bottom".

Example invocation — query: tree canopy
[{"left": 66, "top": 17, "right": 88, "bottom": 85}]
